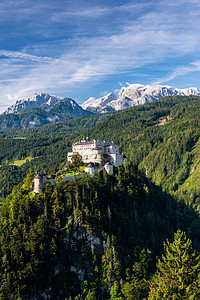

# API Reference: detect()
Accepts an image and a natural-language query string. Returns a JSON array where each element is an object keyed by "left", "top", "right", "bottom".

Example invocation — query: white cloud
[
  {"left": 51, "top": 6, "right": 110, "bottom": 21},
  {"left": 50, "top": 2, "right": 150, "bottom": 22},
  {"left": 0, "top": 50, "right": 52, "bottom": 62},
  {"left": 153, "top": 61, "right": 200, "bottom": 85}
]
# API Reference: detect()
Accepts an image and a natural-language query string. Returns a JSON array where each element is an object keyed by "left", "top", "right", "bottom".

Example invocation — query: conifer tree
[{"left": 149, "top": 229, "right": 200, "bottom": 299}]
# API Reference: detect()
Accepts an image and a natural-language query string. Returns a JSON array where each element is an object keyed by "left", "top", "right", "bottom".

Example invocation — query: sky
[{"left": 1, "top": 0, "right": 200, "bottom": 112}]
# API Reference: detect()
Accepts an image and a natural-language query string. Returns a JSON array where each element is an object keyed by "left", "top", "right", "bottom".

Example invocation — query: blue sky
[{"left": 1, "top": 0, "right": 200, "bottom": 112}]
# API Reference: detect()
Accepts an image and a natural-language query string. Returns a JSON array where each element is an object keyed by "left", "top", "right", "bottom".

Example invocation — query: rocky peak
[
  {"left": 105, "top": 84, "right": 200, "bottom": 111},
  {"left": 81, "top": 92, "right": 117, "bottom": 110},
  {"left": 3, "top": 93, "right": 60, "bottom": 114}
]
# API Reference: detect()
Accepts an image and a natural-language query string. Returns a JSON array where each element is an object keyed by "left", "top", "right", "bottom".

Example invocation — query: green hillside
[
  {"left": 175, "top": 138, "right": 200, "bottom": 207},
  {"left": 1, "top": 163, "right": 200, "bottom": 299},
  {"left": 82, "top": 95, "right": 200, "bottom": 207},
  {"left": 0, "top": 98, "right": 92, "bottom": 129}
]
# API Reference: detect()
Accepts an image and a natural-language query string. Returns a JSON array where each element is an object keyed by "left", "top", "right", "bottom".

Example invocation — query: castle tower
[
  {"left": 105, "top": 162, "right": 113, "bottom": 175},
  {"left": 33, "top": 172, "right": 44, "bottom": 193},
  {"left": 85, "top": 163, "right": 95, "bottom": 176},
  {"left": 93, "top": 139, "right": 97, "bottom": 148}
]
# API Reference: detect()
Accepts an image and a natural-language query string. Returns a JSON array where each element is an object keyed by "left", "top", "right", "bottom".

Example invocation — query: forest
[
  {"left": 1, "top": 162, "right": 200, "bottom": 299},
  {"left": 0, "top": 95, "right": 200, "bottom": 299}
]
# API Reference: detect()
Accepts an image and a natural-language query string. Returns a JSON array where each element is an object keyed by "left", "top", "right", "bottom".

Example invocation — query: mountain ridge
[
  {"left": 81, "top": 84, "right": 200, "bottom": 111},
  {"left": 81, "top": 92, "right": 117, "bottom": 112},
  {"left": 2, "top": 84, "right": 200, "bottom": 130},
  {"left": 0, "top": 97, "right": 91, "bottom": 129},
  {"left": 3, "top": 92, "right": 60, "bottom": 114},
  {"left": 4, "top": 85, "right": 200, "bottom": 116}
]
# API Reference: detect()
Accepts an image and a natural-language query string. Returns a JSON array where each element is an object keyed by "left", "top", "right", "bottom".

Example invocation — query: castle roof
[
  {"left": 34, "top": 172, "right": 43, "bottom": 179},
  {"left": 73, "top": 139, "right": 116, "bottom": 147},
  {"left": 74, "top": 141, "right": 94, "bottom": 146},
  {"left": 86, "top": 162, "right": 100, "bottom": 168},
  {"left": 86, "top": 163, "right": 95, "bottom": 168},
  {"left": 105, "top": 162, "right": 113, "bottom": 166}
]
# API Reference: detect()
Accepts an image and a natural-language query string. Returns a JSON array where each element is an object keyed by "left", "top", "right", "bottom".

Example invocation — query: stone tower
[
  {"left": 104, "top": 162, "right": 113, "bottom": 175},
  {"left": 33, "top": 172, "right": 44, "bottom": 193},
  {"left": 85, "top": 162, "right": 95, "bottom": 176}
]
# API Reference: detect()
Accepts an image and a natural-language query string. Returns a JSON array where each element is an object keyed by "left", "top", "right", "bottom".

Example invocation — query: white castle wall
[
  {"left": 85, "top": 165, "right": 95, "bottom": 176},
  {"left": 67, "top": 138, "right": 126, "bottom": 167}
]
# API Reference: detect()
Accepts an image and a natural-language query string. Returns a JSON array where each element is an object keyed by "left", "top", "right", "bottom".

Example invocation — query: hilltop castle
[
  {"left": 67, "top": 137, "right": 127, "bottom": 167},
  {"left": 34, "top": 138, "right": 127, "bottom": 193}
]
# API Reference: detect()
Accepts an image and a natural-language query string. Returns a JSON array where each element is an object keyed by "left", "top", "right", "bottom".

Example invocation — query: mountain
[
  {"left": 81, "top": 92, "right": 117, "bottom": 112},
  {"left": 81, "top": 84, "right": 200, "bottom": 112},
  {"left": 113, "top": 84, "right": 200, "bottom": 110},
  {"left": 0, "top": 97, "right": 91, "bottom": 129},
  {"left": 5, "top": 85, "right": 200, "bottom": 117},
  {"left": 3, "top": 93, "right": 60, "bottom": 114}
]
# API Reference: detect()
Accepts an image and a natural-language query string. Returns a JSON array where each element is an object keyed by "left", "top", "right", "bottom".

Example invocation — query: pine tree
[
  {"left": 110, "top": 281, "right": 123, "bottom": 300},
  {"left": 149, "top": 229, "right": 200, "bottom": 299}
]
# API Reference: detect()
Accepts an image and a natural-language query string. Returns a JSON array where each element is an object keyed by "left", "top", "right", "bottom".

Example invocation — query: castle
[
  {"left": 67, "top": 137, "right": 127, "bottom": 167},
  {"left": 34, "top": 138, "right": 127, "bottom": 193}
]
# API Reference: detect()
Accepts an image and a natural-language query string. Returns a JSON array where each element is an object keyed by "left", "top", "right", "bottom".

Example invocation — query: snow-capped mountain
[
  {"left": 180, "top": 87, "right": 200, "bottom": 96},
  {"left": 1, "top": 93, "right": 91, "bottom": 129},
  {"left": 81, "top": 92, "right": 117, "bottom": 111},
  {"left": 3, "top": 93, "right": 61, "bottom": 114},
  {"left": 4, "top": 84, "right": 200, "bottom": 119},
  {"left": 81, "top": 84, "right": 200, "bottom": 112},
  {"left": 112, "top": 84, "right": 200, "bottom": 110}
]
